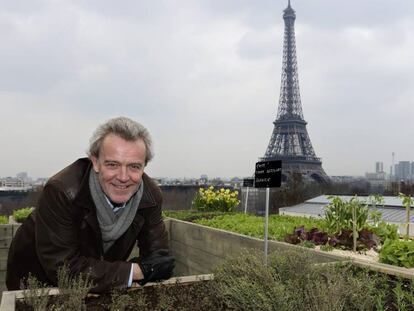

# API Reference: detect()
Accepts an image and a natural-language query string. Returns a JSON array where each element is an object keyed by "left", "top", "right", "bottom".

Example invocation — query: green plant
[
  {"left": 0, "top": 215, "right": 8, "bottom": 224},
  {"left": 320, "top": 244, "right": 334, "bottom": 252},
  {"left": 53, "top": 264, "right": 94, "bottom": 311},
  {"left": 22, "top": 274, "right": 51, "bottom": 311},
  {"left": 398, "top": 193, "right": 413, "bottom": 240},
  {"left": 393, "top": 281, "right": 408, "bottom": 311},
  {"left": 163, "top": 210, "right": 233, "bottom": 222},
  {"left": 300, "top": 240, "right": 316, "bottom": 248},
  {"left": 368, "top": 221, "right": 399, "bottom": 243},
  {"left": 110, "top": 288, "right": 144, "bottom": 311},
  {"left": 193, "top": 213, "right": 328, "bottom": 241},
  {"left": 13, "top": 207, "right": 34, "bottom": 223},
  {"left": 379, "top": 239, "right": 414, "bottom": 268},
  {"left": 325, "top": 196, "right": 369, "bottom": 235},
  {"left": 192, "top": 186, "right": 240, "bottom": 212},
  {"left": 212, "top": 250, "right": 397, "bottom": 311},
  {"left": 368, "top": 194, "right": 385, "bottom": 226}
]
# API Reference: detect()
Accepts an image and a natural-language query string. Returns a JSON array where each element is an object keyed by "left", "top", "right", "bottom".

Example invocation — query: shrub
[
  {"left": 22, "top": 274, "right": 51, "bottom": 311},
  {"left": 192, "top": 186, "right": 240, "bottom": 212},
  {"left": 0, "top": 215, "right": 8, "bottom": 224},
  {"left": 13, "top": 207, "right": 34, "bottom": 223},
  {"left": 20, "top": 264, "right": 94, "bottom": 311},
  {"left": 212, "top": 249, "right": 394, "bottom": 311},
  {"left": 54, "top": 264, "right": 94, "bottom": 311}
]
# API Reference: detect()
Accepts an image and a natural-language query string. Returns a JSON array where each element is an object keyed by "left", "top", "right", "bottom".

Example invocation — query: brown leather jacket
[{"left": 6, "top": 158, "right": 169, "bottom": 293}]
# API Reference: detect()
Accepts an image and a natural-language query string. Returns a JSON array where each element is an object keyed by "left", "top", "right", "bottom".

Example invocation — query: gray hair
[{"left": 88, "top": 116, "right": 154, "bottom": 164}]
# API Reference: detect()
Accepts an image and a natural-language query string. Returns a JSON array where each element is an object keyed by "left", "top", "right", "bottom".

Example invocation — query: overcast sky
[{"left": 1, "top": 0, "right": 413, "bottom": 179}]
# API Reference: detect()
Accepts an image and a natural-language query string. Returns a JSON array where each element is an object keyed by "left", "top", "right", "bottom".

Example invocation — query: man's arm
[
  {"left": 136, "top": 185, "right": 169, "bottom": 258},
  {"left": 35, "top": 183, "right": 131, "bottom": 293}
]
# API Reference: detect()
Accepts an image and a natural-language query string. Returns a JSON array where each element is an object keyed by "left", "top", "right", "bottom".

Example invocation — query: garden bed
[
  {"left": 167, "top": 216, "right": 414, "bottom": 280},
  {"left": 2, "top": 274, "right": 214, "bottom": 311},
  {"left": 2, "top": 211, "right": 413, "bottom": 309},
  {"left": 4, "top": 251, "right": 414, "bottom": 311}
]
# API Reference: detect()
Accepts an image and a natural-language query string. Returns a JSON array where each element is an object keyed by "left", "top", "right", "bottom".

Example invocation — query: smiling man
[{"left": 6, "top": 117, "right": 175, "bottom": 293}]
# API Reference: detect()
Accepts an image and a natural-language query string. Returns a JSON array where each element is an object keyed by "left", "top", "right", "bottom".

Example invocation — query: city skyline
[{"left": 1, "top": 1, "right": 414, "bottom": 179}]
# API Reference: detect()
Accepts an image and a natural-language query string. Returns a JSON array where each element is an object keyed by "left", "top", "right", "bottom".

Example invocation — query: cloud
[{"left": 0, "top": 0, "right": 414, "bottom": 178}]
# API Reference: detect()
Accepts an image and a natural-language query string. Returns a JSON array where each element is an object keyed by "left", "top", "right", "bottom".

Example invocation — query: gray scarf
[{"left": 89, "top": 170, "right": 144, "bottom": 253}]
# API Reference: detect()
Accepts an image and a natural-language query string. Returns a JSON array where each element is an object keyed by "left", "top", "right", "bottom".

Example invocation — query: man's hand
[
  {"left": 132, "top": 263, "right": 144, "bottom": 281},
  {"left": 131, "top": 249, "right": 175, "bottom": 285}
]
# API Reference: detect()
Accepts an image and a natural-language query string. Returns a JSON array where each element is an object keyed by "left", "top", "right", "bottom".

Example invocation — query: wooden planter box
[
  {"left": 0, "top": 274, "right": 213, "bottom": 311},
  {"left": 0, "top": 225, "right": 20, "bottom": 292},
  {"left": 167, "top": 218, "right": 414, "bottom": 280},
  {"left": 1, "top": 218, "right": 413, "bottom": 309}
]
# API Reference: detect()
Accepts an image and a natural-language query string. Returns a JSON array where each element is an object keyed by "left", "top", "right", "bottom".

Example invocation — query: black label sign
[
  {"left": 243, "top": 178, "right": 254, "bottom": 187},
  {"left": 254, "top": 160, "right": 282, "bottom": 188}
]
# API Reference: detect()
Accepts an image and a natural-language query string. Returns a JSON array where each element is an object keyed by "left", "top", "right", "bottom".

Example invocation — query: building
[
  {"left": 375, "top": 162, "right": 383, "bottom": 173},
  {"left": 394, "top": 161, "right": 412, "bottom": 181}
]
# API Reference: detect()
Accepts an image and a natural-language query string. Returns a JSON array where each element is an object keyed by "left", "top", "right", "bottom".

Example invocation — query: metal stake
[
  {"left": 264, "top": 187, "right": 270, "bottom": 266},
  {"left": 244, "top": 187, "right": 250, "bottom": 214}
]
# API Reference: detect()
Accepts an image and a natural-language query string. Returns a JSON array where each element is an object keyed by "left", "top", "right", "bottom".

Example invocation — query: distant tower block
[
  {"left": 375, "top": 162, "right": 384, "bottom": 173},
  {"left": 261, "top": 0, "right": 329, "bottom": 183}
]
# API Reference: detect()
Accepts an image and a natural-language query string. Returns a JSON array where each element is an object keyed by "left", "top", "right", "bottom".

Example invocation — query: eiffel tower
[{"left": 261, "top": 0, "right": 329, "bottom": 184}]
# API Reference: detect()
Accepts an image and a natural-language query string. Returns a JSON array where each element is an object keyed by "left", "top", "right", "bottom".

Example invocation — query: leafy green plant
[
  {"left": 325, "top": 196, "right": 369, "bottom": 235},
  {"left": 192, "top": 186, "right": 240, "bottom": 212},
  {"left": 398, "top": 193, "right": 413, "bottom": 240},
  {"left": 368, "top": 221, "right": 399, "bottom": 243},
  {"left": 13, "top": 207, "right": 34, "bottom": 223},
  {"left": 379, "top": 239, "right": 414, "bottom": 268},
  {"left": 0, "top": 215, "right": 8, "bottom": 224},
  {"left": 368, "top": 194, "right": 385, "bottom": 226}
]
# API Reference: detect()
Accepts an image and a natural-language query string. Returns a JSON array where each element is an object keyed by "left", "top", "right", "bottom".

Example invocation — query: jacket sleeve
[
  {"left": 137, "top": 188, "right": 169, "bottom": 258},
  {"left": 35, "top": 182, "right": 131, "bottom": 293}
]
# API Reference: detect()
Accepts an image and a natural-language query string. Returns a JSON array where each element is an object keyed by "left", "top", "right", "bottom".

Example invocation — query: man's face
[{"left": 91, "top": 133, "right": 146, "bottom": 204}]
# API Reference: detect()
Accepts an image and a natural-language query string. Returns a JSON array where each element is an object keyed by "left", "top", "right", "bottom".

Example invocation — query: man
[{"left": 6, "top": 117, "right": 175, "bottom": 293}]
